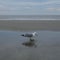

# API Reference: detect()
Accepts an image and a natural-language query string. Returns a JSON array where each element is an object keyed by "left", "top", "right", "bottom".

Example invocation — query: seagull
[{"left": 21, "top": 32, "right": 38, "bottom": 41}]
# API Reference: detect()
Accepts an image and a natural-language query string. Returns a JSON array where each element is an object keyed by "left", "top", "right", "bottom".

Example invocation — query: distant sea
[{"left": 0, "top": 15, "right": 60, "bottom": 20}]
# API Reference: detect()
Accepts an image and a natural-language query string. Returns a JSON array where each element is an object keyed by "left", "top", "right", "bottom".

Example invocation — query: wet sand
[
  {"left": 0, "top": 31, "right": 60, "bottom": 60},
  {"left": 0, "top": 20, "right": 60, "bottom": 31}
]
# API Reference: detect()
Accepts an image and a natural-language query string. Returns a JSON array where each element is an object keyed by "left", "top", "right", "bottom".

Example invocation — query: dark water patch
[{"left": 22, "top": 39, "right": 37, "bottom": 47}]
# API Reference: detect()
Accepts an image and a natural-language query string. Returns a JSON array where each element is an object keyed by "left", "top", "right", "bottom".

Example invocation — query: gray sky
[{"left": 0, "top": 0, "right": 60, "bottom": 15}]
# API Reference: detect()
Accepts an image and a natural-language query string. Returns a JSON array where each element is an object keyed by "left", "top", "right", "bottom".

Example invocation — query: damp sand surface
[{"left": 0, "top": 20, "right": 60, "bottom": 31}]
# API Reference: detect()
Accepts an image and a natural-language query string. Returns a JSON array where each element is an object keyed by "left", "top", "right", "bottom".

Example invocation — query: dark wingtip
[{"left": 21, "top": 34, "right": 24, "bottom": 36}]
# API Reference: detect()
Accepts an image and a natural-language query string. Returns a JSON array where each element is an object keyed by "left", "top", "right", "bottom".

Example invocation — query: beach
[
  {"left": 0, "top": 20, "right": 60, "bottom": 60},
  {"left": 0, "top": 20, "right": 60, "bottom": 31}
]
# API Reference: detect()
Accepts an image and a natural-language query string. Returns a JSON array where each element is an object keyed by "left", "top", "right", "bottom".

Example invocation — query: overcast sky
[{"left": 0, "top": 0, "right": 60, "bottom": 15}]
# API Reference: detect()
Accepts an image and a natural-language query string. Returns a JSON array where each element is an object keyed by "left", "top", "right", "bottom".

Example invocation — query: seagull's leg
[
  {"left": 29, "top": 37, "right": 32, "bottom": 41},
  {"left": 30, "top": 37, "right": 35, "bottom": 42},
  {"left": 30, "top": 37, "right": 31, "bottom": 41}
]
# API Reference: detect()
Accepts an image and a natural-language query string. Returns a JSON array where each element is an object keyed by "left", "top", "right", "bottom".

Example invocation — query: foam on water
[{"left": 0, "top": 15, "right": 60, "bottom": 20}]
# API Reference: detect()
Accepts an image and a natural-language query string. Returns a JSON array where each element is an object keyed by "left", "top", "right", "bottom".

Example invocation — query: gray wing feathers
[{"left": 25, "top": 34, "right": 33, "bottom": 37}]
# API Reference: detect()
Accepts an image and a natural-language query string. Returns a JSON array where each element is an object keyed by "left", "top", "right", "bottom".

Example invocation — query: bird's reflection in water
[{"left": 22, "top": 39, "right": 37, "bottom": 47}]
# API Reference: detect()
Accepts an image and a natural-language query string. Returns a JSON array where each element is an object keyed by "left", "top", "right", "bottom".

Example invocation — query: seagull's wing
[{"left": 25, "top": 34, "right": 33, "bottom": 37}]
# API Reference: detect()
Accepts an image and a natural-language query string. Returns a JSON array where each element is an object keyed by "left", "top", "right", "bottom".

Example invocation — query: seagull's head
[{"left": 33, "top": 32, "right": 38, "bottom": 36}]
